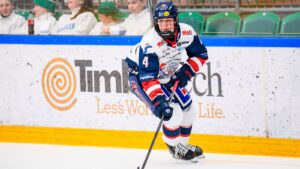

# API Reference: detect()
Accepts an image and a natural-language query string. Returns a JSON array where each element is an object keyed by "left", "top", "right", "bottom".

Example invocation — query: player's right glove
[{"left": 153, "top": 97, "right": 173, "bottom": 121}]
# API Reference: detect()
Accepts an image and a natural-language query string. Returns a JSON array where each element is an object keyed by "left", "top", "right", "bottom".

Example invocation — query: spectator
[
  {"left": 18, "top": 0, "right": 57, "bottom": 35},
  {"left": 89, "top": 1, "right": 126, "bottom": 35},
  {"left": 0, "top": 0, "right": 25, "bottom": 34},
  {"left": 123, "top": 0, "right": 152, "bottom": 35},
  {"left": 52, "top": 0, "right": 97, "bottom": 35}
]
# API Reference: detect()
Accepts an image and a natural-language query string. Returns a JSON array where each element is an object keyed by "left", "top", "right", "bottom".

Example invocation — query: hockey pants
[{"left": 129, "top": 75, "right": 196, "bottom": 146}]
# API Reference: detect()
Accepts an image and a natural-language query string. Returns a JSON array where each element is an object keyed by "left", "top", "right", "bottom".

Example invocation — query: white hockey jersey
[{"left": 126, "top": 23, "right": 208, "bottom": 101}]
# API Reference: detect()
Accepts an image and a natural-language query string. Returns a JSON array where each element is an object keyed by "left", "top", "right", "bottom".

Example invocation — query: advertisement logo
[{"left": 42, "top": 58, "right": 77, "bottom": 111}]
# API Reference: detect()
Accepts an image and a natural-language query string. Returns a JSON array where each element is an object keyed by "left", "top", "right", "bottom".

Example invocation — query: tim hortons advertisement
[{"left": 0, "top": 44, "right": 299, "bottom": 139}]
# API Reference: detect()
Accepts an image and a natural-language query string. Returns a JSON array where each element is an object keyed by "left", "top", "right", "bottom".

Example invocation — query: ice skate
[
  {"left": 185, "top": 144, "right": 205, "bottom": 159},
  {"left": 166, "top": 143, "right": 197, "bottom": 162}
]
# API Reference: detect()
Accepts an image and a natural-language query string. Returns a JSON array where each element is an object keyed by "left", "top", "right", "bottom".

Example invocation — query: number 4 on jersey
[{"left": 143, "top": 56, "right": 149, "bottom": 68}]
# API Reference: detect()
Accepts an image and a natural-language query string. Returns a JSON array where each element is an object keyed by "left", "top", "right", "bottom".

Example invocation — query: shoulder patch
[
  {"left": 143, "top": 45, "right": 155, "bottom": 54},
  {"left": 157, "top": 40, "right": 165, "bottom": 47}
]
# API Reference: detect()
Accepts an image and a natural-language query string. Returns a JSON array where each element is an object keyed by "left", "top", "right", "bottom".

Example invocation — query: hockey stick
[{"left": 137, "top": 80, "right": 179, "bottom": 169}]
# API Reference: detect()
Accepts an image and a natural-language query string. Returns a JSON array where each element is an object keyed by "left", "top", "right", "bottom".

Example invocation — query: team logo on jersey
[
  {"left": 182, "top": 30, "right": 192, "bottom": 35},
  {"left": 160, "top": 61, "right": 178, "bottom": 75}
]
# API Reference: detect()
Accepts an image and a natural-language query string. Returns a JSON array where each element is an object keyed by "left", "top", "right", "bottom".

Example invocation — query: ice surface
[{"left": 0, "top": 143, "right": 299, "bottom": 169}]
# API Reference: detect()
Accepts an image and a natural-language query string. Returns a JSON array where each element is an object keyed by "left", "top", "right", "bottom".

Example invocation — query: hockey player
[{"left": 125, "top": 1, "right": 208, "bottom": 161}]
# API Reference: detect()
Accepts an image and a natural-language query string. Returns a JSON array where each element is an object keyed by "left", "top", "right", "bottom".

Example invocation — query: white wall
[{"left": 0, "top": 44, "right": 299, "bottom": 139}]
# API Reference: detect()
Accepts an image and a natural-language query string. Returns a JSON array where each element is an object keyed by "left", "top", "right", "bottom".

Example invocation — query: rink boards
[{"left": 0, "top": 36, "right": 299, "bottom": 157}]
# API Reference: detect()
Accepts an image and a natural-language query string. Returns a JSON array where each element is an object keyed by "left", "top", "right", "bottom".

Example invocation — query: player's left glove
[{"left": 171, "top": 64, "right": 195, "bottom": 88}]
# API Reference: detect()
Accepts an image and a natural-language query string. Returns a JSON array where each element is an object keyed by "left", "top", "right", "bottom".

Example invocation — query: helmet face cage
[{"left": 154, "top": 1, "right": 178, "bottom": 40}]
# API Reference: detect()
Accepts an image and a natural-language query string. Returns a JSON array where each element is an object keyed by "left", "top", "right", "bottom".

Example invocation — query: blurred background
[{"left": 12, "top": 0, "right": 300, "bottom": 36}]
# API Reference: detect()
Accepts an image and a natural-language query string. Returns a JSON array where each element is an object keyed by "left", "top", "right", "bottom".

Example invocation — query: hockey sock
[
  {"left": 179, "top": 125, "right": 192, "bottom": 145},
  {"left": 162, "top": 124, "right": 180, "bottom": 146}
]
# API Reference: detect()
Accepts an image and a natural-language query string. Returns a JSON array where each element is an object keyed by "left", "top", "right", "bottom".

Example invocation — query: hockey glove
[
  {"left": 171, "top": 64, "right": 195, "bottom": 88},
  {"left": 153, "top": 97, "right": 173, "bottom": 121}
]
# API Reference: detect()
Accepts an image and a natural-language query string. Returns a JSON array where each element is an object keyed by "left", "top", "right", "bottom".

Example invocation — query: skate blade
[
  {"left": 173, "top": 154, "right": 205, "bottom": 163},
  {"left": 172, "top": 156, "right": 199, "bottom": 163},
  {"left": 195, "top": 154, "right": 205, "bottom": 159}
]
